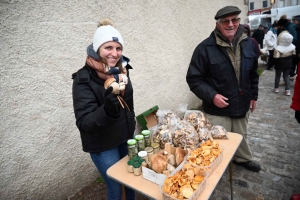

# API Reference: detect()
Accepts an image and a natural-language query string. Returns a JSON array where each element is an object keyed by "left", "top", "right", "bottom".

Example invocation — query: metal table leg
[{"left": 229, "top": 161, "right": 233, "bottom": 200}]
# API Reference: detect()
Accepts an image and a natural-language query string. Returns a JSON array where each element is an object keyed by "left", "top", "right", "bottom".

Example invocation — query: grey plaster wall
[{"left": 0, "top": 0, "right": 247, "bottom": 199}]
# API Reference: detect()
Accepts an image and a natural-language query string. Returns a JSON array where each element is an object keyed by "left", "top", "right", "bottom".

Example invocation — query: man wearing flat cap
[{"left": 186, "top": 6, "right": 261, "bottom": 172}]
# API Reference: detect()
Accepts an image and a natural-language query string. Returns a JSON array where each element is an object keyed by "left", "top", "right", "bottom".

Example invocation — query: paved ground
[
  {"left": 208, "top": 62, "right": 300, "bottom": 200},
  {"left": 136, "top": 61, "right": 300, "bottom": 200}
]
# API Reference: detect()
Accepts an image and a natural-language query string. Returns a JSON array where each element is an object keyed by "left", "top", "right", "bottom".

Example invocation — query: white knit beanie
[{"left": 92, "top": 25, "right": 124, "bottom": 52}]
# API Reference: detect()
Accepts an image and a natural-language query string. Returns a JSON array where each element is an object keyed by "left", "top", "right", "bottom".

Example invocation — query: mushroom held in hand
[{"left": 104, "top": 78, "right": 125, "bottom": 94}]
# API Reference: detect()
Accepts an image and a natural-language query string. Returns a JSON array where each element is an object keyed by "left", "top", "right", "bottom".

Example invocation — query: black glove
[{"left": 104, "top": 87, "right": 119, "bottom": 115}]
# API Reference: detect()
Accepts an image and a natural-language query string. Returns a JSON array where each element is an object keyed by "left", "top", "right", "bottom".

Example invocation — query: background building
[
  {"left": 247, "top": 0, "right": 300, "bottom": 29},
  {"left": 249, "top": 0, "right": 300, "bottom": 10}
]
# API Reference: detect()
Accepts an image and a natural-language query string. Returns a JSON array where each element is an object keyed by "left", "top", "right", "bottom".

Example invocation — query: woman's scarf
[
  {"left": 86, "top": 56, "right": 127, "bottom": 81},
  {"left": 270, "top": 27, "right": 277, "bottom": 35},
  {"left": 86, "top": 56, "right": 127, "bottom": 96}
]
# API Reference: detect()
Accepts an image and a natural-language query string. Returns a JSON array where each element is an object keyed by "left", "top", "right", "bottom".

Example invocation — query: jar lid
[
  {"left": 127, "top": 139, "right": 137, "bottom": 145},
  {"left": 144, "top": 147, "right": 153, "bottom": 153},
  {"left": 132, "top": 156, "right": 140, "bottom": 161},
  {"left": 133, "top": 162, "right": 141, "bottom": 168},
  {"left": 134, "top": 134, "right": 144, "bottom": 140},
  {"left": 139, "top": 159, "right": 146, "bottom": 164},
  {"left": 127, "top": 160, "right": 134, "bottom": 165},
  {"left": 151, "top": 142, "right": 159, "bottom": 149},
  {"left": 141, "top": 130, "right": 150, "bottom": 136},
  {"left": 138, "top": 151, "right": 147, "bottom": 157}
]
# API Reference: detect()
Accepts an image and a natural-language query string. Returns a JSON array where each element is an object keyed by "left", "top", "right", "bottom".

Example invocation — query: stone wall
[{"left": 0, "top": 0, "right": 247, "bottom": 199}]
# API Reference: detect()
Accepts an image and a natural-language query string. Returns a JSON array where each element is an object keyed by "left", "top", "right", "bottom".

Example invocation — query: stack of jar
[
  {"left": 127, "top": 156, "right": 146, "bottom": 176},
  {"left": 127, "top": 129, "right": 161, "bottom": 170}
]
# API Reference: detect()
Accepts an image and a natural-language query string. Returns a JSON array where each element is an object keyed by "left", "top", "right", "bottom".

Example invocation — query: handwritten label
[{"left": 142, "top": 166, "right": 167, "bottom": 184}]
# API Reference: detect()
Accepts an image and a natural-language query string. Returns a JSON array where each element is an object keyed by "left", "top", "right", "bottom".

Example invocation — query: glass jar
[
  {"left": 133, "top": 162, "right": 142, "bottom": 176},
  {"left": 139, "top": 158, "right": 147, "bottom": 167},
  {"left": 144, "top": 147, "right": 154, "bottom": 162},
  {"left": 127, "top": 139, "right": 138, "bottom": 160},
  {"left": 134, "top": 134, "right": 145, "bottom": 151},
  {"left": 151, "top": 142, "right": 160, "bottom": 154},
  {"left": 127, "top": 160, "right": 134, "bottom": 173},
  {"left": 141, "top": 130, "right": 151, "bottom": 147},
  {"left": 138, "top": 151, "right": 148, "bottom": 163}
]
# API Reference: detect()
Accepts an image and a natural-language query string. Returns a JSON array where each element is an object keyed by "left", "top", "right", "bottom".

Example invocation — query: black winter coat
[
  {"left": 252, "top": 29, "right": 265, "bottom": 48},
  {"left": 186, "top": 31, "right": 259, "bottom": 118},
  {"left": 274, "top": 56, "right": 294, "bottom": 70},
  {"left": 72, "top": 64, "right": 136, "bottom": 153}
]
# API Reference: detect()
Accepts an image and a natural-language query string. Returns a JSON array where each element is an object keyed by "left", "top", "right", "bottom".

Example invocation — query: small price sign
[{"left": 141, "top": 166, "right": 167, "bottom": 184}]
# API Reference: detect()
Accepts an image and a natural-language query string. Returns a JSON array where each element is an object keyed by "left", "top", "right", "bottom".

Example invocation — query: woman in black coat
[{"left": 72, "top": 18, "right": 136, "bottom": 200}]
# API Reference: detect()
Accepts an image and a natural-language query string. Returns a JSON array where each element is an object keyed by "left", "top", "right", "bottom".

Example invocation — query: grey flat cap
[{"left": 215, "top": 6, "right": 241, "bottom": 20}]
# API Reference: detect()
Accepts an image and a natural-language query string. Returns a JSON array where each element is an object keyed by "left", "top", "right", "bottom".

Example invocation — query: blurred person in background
[
  {"left": 242, "top": 24, "right": 261, "bottom": 59},
  {"left": 273, "top": 31, "right": 296, "bottom": 96},
  {"left": 264, "top": 23, "right": 278, "bottom": 70},
  {"left": 290, "top": 62, "right": 300, "bottom": 123},
  {"left": 278, "top": 15, "right": 298, "bottom": 79},
  {"left": 292, "top": 15, "right": 300, "bottom": 78},
  {"left": 252, "top": 24, "right": 265, "bottom": 48}
]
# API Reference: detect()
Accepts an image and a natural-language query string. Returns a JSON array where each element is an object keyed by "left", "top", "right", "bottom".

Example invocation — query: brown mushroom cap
[
  {"left": 104, "top": 77, "right": 117, "bottom": 89},
  {"left": 151, "top": 154, "right": 168, "bottom": 173}
]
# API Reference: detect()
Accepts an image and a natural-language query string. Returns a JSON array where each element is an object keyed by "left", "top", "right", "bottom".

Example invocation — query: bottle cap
[
  {"left": 144, "top": 147, "right": 153, "bottom": 153},
  {"left": 127, "top": 139, "right": 137, "bottom": 145},
  {"left": 141, "top": 130, "right": 150, "bottom": 136},
  {"left": 127, "top": 139, "right": 136, "bottom": 145},
  {"left": 127, "top": 160, "right": 134, "bottom": 165},
  {"left": 134, "top": 134, "right": 144, "bottom": 141},
  {"left": 132, "top": 156, "right": 140, "bottom": 161},
  {"left": 133, "top": 162, "right": 141, "bottom": 168},
  {"left": 138, "top": 151, "right": 147, "bottom": 157},
  {"left": 151, "top": 142, "right": 159, "bottom": 149}
]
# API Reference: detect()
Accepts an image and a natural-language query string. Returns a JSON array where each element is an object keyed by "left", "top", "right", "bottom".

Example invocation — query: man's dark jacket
[
  {"left": 72, "top": 64, "right": 135, "bottom": 153},
  {"left": 186, "top": 31, "right": 259, "bottom": 118}
]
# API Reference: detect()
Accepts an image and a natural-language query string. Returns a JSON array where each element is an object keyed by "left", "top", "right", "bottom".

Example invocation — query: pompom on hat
[
  {"left": 92, "top": 18, "right": 124, "bottom": 52},
  {"left": 215, "top": 6, "right": 241, "bottom": 20}
]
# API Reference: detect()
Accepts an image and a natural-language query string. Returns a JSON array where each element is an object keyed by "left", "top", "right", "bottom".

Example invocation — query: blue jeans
[{"left": 90, "top": 142, "right": 135, "bottom": 200}]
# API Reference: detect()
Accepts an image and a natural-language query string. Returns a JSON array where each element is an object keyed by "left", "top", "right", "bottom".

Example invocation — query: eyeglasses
[{"left": 220, "top": 18, "right": 240, "bottom": 25}]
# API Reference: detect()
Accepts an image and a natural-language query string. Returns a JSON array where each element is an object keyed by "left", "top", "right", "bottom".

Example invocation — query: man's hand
[
  {"left": 212, "top": 94, "right": 229, "bottom": 108},
  {"left": 250, "top": 100, "right": 257, "bottom": 112}
]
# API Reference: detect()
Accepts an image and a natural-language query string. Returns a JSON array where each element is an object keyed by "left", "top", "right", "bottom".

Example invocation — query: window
[
  {"left": 279, "top": 0, "right": 285, "bottom": 7},
  {"left": 291, "top": 0, "right": 297, "bottom": 5},
  {"left": 250, "top": 2, "right": 254, "bottom": 10},
  {"left": 262, "top": 1, "right": 268, "bottom": 7}
]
